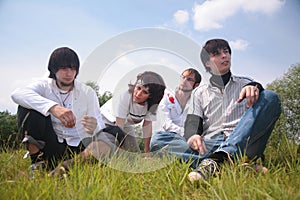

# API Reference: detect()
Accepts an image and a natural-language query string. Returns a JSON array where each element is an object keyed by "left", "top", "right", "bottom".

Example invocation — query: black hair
[
  {"left": 200, "top": 39, "right": 231, "bottom": 73},
  {"left": 128, "top": 71, "right": 166, "bottom": 114},
  {"left": 48, "top": 47, "right": 80, "bottom": 79},
  {"left": 182, "top": 68, "right": 202, "bottom": 88}
]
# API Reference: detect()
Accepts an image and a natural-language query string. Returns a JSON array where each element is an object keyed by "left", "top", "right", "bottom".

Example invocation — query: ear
[
  {"left": 193, "top": 82, "right": 200, "bottom": 89},
  {"left": 205, "top": 61, "right": 211, "bottom": 68}
]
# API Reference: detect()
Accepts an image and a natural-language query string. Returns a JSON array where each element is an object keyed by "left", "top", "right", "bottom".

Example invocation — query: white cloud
[
  {"left": 193, "top": 0, "right": 285, "bottom": 31},
  {"left": 229, "top": 39, "right": 249, "bottom": 51},
  {"left": 241, "top": 0, "right": 285, "bottom": 14},
  {"left": 193, "top": 0, "right": 240, "bottom": 31},
  {"left": 173, "top": 10, "right": 189, "bottom": 25}
]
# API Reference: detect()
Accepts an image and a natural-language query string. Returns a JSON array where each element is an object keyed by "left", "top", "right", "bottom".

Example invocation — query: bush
[
  {"left": 0, "top": 110, "right": 20, "bottom": 150},
  {"left": 266, "top": 64, "right": 300, "bottom": 151}
]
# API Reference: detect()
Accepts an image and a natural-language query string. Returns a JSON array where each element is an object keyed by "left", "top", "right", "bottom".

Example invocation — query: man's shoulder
[
  {"left": 193, "top": 83, "right": 209, "bottom": 93},
  {"left": 74, "top": 80, "right": 96, "bottom": 94},
  {"left": 29, "top": 78, "right": 53, "bottom": 87},
  {"left": 232, "top": 75, "right": 253, "bottom": 83},
  {"left": 164, "top": 88, "right": 175, "bottom": 95},
  {"left": 162, "top": 89, "right": 176, "bottom": 105}
]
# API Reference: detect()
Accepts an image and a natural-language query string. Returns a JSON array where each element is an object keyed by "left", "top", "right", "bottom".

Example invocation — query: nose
[
  {"left": 65, "top": 68, "right": 73, "bottom": 75},
  {"left": 136, "top": 90, "right": 143, "bottom": 96},
  {"left": 221, "top": 51, "right": 227, "bottom": 58}
]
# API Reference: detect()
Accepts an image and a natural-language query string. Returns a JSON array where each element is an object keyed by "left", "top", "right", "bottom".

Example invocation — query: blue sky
[{"left": 1, "top": 0, "right": 299, "bottom": 114}]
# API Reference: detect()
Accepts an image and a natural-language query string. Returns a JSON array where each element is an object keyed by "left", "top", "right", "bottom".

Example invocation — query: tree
[
  {"left": 85, "top": 81, "right": 113, "bottom": 106},
  {"left": 266, "top": 63, "right": 300, "bottom": 145},
  {"left": 0, "top": 110, "right": 19, "bottom": 149}
]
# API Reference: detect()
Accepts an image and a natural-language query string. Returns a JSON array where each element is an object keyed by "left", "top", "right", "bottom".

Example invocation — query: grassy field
[{"left": 0, "top": 137, "right": 299, "bottom": 200}]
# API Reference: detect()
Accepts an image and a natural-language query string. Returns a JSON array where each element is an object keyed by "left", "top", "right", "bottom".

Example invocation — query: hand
[
  {"left": 143, "top": 152, "right": 152, "bottom": 159},
  {"left": 49, "top": 104, "right": 76, "bottom": 128},
  {"left": 237, "top": 85, "right": 259, "bottom": 107},
  {"left": 81, "top": 116, "right": 97, "bottom": 134},
  {"left": 187, "top": 134, "right": 207, "bottom": 155}
]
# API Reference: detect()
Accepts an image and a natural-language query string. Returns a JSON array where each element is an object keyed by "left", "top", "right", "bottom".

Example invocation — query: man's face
[
  {"left": 206, "top": 48, "right": 231, "bottom": 75},
  {"left": 55, "top": 67, "right": 77, "bottom": 88},
  {"left": 179, "top": 70, "right": 196, "bottom": 91}
]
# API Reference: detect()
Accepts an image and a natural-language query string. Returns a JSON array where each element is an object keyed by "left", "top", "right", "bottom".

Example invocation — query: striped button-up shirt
[{"left": 188, "top": 75, "right": 253, "bottom": 140}]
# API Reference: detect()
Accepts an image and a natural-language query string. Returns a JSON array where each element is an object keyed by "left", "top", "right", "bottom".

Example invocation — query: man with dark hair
[
  {"left": 150, "top": 68, "right": 201, "bottom": 158},
  {"left": 185, "top": 39, "right": 281, "bottom": 182},
  {"left": 11, "top": 47, "right": 106, "bottom": 176}
]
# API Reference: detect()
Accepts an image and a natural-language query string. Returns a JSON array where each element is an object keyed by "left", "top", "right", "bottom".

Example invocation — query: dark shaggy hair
[
  {"left": 128, "top": 71, "right": 166, "bottom": 114},
  {"left": 182, "top": 68, "right": 202, "bottom": 88},
  {"left": 200, "top": 39, "right": 231, "bottom": 73},
  {"left": 48, "top": 47, "right": 80, "bottom": 79}
]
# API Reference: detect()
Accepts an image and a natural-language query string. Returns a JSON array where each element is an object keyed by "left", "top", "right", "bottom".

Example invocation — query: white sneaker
[
  {"left": 29, "top": 161, "right": 46, "bottom": 179},
  {"left": 188, "top": 158, "right": 220, "bottom": 182}
]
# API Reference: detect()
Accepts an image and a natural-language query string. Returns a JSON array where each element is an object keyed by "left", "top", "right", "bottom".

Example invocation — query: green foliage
[
  {"left": 0, "top": 141, "right": 299, "bottom": 200},
  {"left": 85, "top": 81, "right": 112, "bottom": 106},
  {"left": 86, "top": 81, "right": 100, "bottom": 98},
  {"left": 0, "top": 110, "right": 19, "bottom": 150},
  {"left": 266, "top": 64, "right": 300, "bottom": 145},
  {"left": 98, "top": 91, "right": 113, "bottom": 107}
]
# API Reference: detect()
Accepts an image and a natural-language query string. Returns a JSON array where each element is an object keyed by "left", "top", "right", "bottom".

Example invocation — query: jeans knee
[
  {"left": 150, "top": 133, "right": 163, "bottom": 151},
  {"left": 261, "top": 90, "right": 281, "bottom": 115},
  {"left": 150, "top": 131, "right": 177, "bottom": 152}
]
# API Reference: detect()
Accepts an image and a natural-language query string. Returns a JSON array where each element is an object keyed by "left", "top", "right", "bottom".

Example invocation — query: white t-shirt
[{"left": 101, "top": 91, "right": 156, "bottom": 126}]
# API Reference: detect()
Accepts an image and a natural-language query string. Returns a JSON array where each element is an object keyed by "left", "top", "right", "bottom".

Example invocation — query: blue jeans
[{"left": 150, "top": 90, "right": 281, "bottom": 168}]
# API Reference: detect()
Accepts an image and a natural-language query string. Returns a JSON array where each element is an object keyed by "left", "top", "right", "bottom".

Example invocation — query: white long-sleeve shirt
[
  {"left": 160, "top": 89, "right": 191, "bottom": 136},
  {"left": 11, "top": 78, "right": 105, "bottom": 146}
]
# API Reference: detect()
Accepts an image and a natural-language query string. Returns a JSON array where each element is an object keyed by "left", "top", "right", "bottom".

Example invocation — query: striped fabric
[{"left": 188, "top": 75, "right": 253, "bottom": 140}]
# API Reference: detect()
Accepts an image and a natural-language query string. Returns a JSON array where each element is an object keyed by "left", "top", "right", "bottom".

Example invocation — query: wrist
[{"left": 49, "top": 104, "right": 59, "bottom": 114}]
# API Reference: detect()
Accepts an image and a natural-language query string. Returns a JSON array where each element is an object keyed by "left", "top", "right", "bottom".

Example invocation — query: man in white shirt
[
  {"left": 150, "top": 68, "right": 201, "bottom": 156},
  {"left": 11, "top": 47, "right": 106, "bottom": 174}
]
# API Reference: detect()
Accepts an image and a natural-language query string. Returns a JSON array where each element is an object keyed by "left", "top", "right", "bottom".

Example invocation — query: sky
[{"left": 1, "top": 0, "right": 299, "bottom": 114}]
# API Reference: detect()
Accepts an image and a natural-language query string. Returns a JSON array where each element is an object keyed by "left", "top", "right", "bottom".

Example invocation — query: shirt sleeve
[
  {"left": 184, "top": 88, "right": 204, "bottom": 139},
  {"left": 87, "top": 88, "right": 106, "bottom": 134},
  {"left": 144, "top": 111, "right": 157, "bottom": 122},
  {"left": 188, "top": 88, "right": 204, "bottom": 118},
  {"left": 115, "top": 91, "right": 131, "bottom": 119},
  {"left": 244, "top": 81, "right": 264, "bottom": 92},
  {"left": 184, "top": 114, "right": 203, "bottom": 139},
  {"left": 11, "top": 79, "right": 57, "bottom": 116}
]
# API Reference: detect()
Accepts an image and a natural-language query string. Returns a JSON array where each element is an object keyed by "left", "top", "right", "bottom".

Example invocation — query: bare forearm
[
  {"left": 143, "top": 137, "right": 151, "bottom": 153},
  {"left": 142, "top": 120, "right": 152, "bottom": 153}
]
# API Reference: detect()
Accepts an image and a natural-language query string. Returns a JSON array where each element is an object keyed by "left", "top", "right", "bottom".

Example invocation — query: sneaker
[
  {"left": 48, "top": 165, "right": 68, "bottom": 178},
  {"left": 188, "top": 158, "right": 220, "bottom": 182},
  {"left": 29, "top": 161, "right": 46, "bottom": 179},
  {"left": 48, "top": 160, "right": 70, "bottom": 178},
  {"left": 240, "top": 163, "right": 268, "bottom": 174}
]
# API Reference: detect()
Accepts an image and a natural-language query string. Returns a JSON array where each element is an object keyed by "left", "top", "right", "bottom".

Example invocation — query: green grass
[{"left": 0, "top": 138, "right": 299, "bottom": 200}]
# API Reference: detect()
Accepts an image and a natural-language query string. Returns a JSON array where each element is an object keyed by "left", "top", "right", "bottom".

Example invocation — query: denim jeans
[{"left": 150, "top": 90, "right": 281, "bottom": 168}]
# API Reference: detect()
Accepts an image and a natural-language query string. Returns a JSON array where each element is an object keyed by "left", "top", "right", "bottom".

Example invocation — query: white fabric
[
  {"left": 188, "top": 75, "right": 253, "bottom": 139},
  {"left": 100, "top": 91, "right": 156, "bottom": 126},
  {"left": 159, "top": 89, "right": 190, "bottom": 136},
  {"left": 11, "top": 78, "right": 105, "bottom": 146}
]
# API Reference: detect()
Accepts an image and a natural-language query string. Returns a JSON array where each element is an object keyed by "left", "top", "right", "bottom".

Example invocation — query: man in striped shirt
[{"left": 186, "top": 38, "right": 281, "bottom": 182}]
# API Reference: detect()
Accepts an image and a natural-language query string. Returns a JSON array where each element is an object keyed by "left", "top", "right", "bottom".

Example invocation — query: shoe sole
[{"left": 188, "top": 171, "right": 205, "bottom": 182}]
